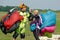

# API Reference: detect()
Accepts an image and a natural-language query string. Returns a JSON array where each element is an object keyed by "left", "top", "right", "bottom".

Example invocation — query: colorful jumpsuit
[{"left": 13, "top": 11, "right": 30, "bottom": 39}]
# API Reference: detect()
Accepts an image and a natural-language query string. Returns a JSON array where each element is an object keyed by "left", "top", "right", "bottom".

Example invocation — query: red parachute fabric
[{"left": 3, "top": 10, "right": 24, "bottom": 30}]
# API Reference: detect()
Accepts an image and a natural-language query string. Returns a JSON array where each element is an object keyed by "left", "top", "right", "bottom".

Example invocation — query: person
[
  {"left": 13, "top": 3, "right": 30, "bottom": 40},
  {"left": 31, "top": 10, "right": 42, "bottom": 40}
]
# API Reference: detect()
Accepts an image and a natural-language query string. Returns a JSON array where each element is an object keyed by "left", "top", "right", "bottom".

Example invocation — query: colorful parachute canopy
[
  {"left": 30, "top": 11, "right": 56, "bottom": 33},
  {"left": 0, "top": 8, "right": 24, "bottom": 34},
  {"left": 41, "top": 11, "right": 56, "bottom": 29}
]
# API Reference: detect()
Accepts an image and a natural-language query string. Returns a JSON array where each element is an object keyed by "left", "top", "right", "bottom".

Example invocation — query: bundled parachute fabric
[
  {"left": 30, "top": 21, "right": 36, "bottom": 32},
  {"left": 0, "top": 8, "right": 24, "bottom": 34},
  {"left": 41, "top": 25, "right": 56, "bottom": 33},
  {"left": 39, "top": 25, "right": 56, "bottom": 37},
  {"left": 41, "top": 11, "right": 56, "bottom": 29},
  {"left": 4, "top": 11, "right": 20, "bottom": 30}
]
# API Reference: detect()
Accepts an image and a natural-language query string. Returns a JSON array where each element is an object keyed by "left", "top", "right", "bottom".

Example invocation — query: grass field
[{"left": 0, "top": 11, "right": 60, "bottom": 40}]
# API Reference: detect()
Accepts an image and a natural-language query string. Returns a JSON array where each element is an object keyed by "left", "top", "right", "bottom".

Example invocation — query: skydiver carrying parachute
[
  {"left": 0, "top": 8, "right": 24, "bottom": 34},
  {"left": 12, "top": 3, "right": 31, "bottom": 40},
  {"left": 30, "top": 10, "right": 43, "bottom": 40},
  {"left": 30, "top": 10, "right": 56, "bottom": 40},
  {"left": 0, "top": 3, "right": 33, "bottom": 40}
]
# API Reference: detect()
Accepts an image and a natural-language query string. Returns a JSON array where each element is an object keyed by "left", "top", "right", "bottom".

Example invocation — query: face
[
  {"left": 34, "top": 10, "right": 39, "bottom": 15},
  {"left": 21, "top": 7, "right": 26, "bottom": 11}
]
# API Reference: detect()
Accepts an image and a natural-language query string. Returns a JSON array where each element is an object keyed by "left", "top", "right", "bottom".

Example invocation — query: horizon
[
  {"left": 0, "top": 6, "right": 60, "bottom": 11},
  {"left": 0, "top": 0, "right": 60, "bottom": 10}
]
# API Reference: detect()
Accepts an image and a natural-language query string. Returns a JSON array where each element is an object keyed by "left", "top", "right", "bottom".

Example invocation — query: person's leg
[
  {"left": 20, "top": 22, "right": 25, "bottom": 40},
  {"left": 13, "top": 32, "right": 19, "bottom": 40},
  {"left": 20, "top": 33, "right": 25, "bottom": 40},
  {"left": 33, "top": 29, "right": 40, "bottom": 40},
  {"left": 20, "top": 27, "right": 25, "bottom": 40}
]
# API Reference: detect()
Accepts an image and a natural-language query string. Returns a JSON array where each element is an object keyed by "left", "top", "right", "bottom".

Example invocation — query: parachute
[
  {"left": 0, "top": 8, "right": 24, "bottom": 34},
  {"left": 30, "top": 11, "right": 56, "bottom": 37},
  {"left": 41, "top": 25, "right": 56, "bottom": 33},
  {"left": 30, "top": 23, "right": 36, "bottom": 32},
  {"left": 41, "top": 11, "right": 56, "bottom": 29},
  {"left": 40, "top": 11, "right": 56, "bottom": 36}
]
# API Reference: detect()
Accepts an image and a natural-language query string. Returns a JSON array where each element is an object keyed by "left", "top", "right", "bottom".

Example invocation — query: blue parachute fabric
[
  {"left": 40, "top": 14, "right": 45, "bottom": 23},
  {"left": 41, "top": 11, "right": 56, "bottom": 29},
  {"left": 30, "top": 23, "right": 36, "bottom": 32}
]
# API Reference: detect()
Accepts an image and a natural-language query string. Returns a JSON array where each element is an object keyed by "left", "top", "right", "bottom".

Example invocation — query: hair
[{"left": 34, "top": 10, "right": 39, "bottom": 13}]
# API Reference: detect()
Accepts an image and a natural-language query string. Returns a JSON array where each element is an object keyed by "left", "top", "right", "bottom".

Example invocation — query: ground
[
  {"left": 0, "top": 11, "right": 60, "bottom": 40},
  {"left": 39, "top": 34, "right": 60, "bottom": 40}
]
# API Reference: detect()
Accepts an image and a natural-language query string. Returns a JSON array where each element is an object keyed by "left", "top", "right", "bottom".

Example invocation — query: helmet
[{"left": 20, "top": 3, "right": 26, "bottom": 9}]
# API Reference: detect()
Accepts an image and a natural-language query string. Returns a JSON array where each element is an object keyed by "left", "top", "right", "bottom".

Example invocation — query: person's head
[
  {"left": 20, "top": 3, "right": 27, "bottom": 12},
  {"left": 33, "top": 10, "right": 39, "bottom": 15},
  {"left": 21, "top": 6, "right": 27, "bottom": 12}
]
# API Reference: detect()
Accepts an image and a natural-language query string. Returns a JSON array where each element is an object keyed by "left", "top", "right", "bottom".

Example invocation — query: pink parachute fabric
[
  {"left": 39, "top": 25, "right": 56, "bottom": 36},
  {"left": 41, "top": 25, "right": 56, "bottom": 33}
]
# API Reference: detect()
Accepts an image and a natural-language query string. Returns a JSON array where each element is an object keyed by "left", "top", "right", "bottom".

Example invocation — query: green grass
[{"left": 0, "top": 11, "right": 60, "bottom": 40}]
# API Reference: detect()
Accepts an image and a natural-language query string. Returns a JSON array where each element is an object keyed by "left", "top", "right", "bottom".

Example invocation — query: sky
[{"left": 0, "top": 0, "right": 60, "bottom": 10}]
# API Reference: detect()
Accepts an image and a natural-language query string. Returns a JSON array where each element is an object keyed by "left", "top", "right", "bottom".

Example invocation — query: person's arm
[
  {"left": 39, "top": 15, "right": 43, "bottom": 24},
  {"left": 28, "top": 13, "right": 34, "bottom": 21}
]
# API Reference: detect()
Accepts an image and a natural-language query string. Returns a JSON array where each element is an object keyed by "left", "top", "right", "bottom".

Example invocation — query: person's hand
[{"left": 36, "top": 25, "right": 41, "bottom": 30}]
